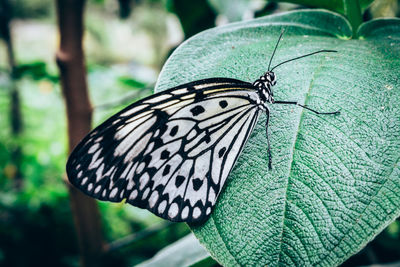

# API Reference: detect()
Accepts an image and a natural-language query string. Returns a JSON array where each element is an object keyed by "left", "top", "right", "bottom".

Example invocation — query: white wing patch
[
  {"left": 66, "top": 78, "right": 260, "bottom": 223},
  {"left": 114, "top": 116, "right": 155, "bottom": 156},
  {"left": 120, "top": 104, "right": 148, "bottom": 117}
]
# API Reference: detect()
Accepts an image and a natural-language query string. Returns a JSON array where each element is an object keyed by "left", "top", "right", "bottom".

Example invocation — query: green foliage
[
  {"left": 166, "top": 0, "right": 216, "bottom": 38},
  {"left": 118, "top": 76, "right": 147, "bottom": 89},
  {"left": 261, "top": 0, "right": 376, "bottom": 37},
  {"left": 208, "top": 0, "right": 268, "bottom": 22},
  {"left": 269, "top": 0, "right": 374, "bottom": 15},
  {"left": 0, "top": 190, "right": 78, "bottom": 267},
  {"left": 156, "top": 10, "right": 400, "bottom": 266},
  {"left": 13, "top": 61, "right": 58, "bottom": 82},
  {"left": 9, "top": 0, "right": 53, "bottom": 19}
]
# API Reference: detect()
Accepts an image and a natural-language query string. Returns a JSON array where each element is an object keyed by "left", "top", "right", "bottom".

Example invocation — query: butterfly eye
[{"left": 270, "top": 73, "right": 275, "bottom": 80}]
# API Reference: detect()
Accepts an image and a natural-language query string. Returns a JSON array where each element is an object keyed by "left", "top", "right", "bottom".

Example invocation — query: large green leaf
[
  {"left": 155, "top": 10, "right": 400, "bottom": 266},
  {"left": 136, "top": 234, "right": 210, "bottom": 267}
]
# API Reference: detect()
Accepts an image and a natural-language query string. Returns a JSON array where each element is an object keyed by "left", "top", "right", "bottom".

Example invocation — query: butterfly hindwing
[{"left": 67, "top": 78, "right": 260, "bottom": 222}]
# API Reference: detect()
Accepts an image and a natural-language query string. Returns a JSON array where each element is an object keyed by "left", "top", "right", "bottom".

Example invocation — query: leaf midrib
[{"left": 276, "top": 56, "right": 330, "bottom": 265}]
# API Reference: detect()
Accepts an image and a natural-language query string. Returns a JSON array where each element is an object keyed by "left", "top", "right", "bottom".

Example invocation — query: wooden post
[{"left": 55, "top": 0, "right": 104, "bottom": 266}]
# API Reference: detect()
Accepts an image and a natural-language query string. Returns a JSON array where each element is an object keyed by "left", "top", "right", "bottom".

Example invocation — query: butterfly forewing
[{"left": 67, "top": 78, "right": 260, "bottom": 223}]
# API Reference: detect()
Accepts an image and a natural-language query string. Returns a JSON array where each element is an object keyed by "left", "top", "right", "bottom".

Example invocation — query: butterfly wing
[{"left": 67, "top": 78, "right": 261, "bottom": 223}]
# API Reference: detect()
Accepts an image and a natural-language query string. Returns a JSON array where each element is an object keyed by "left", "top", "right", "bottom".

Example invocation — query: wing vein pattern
[{"left": 67, "top": 78, "right": 261, "bottom": 222}]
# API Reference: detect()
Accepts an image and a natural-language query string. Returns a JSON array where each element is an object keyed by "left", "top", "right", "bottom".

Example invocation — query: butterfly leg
[
  {"left": 265, "top": 109, "right": 272, "bottom": 170},
  {"left": 274, "top": 100, "right": 340, "bottom": 115}
]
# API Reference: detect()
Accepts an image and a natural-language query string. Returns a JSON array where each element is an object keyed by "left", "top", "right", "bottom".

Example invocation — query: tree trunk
[{"left": 55, "top": 0, "right": 104, "bottom": 266}]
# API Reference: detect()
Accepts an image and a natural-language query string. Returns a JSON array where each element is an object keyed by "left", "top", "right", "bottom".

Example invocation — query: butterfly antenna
[
  {"left": 267, "top": 29, "right": 285, "bottom": 71},
  {"left": 270, "top": 49, "right": 337, "bottom": 71}
]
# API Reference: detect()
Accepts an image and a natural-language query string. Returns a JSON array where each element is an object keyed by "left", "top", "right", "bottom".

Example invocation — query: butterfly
[{"left": 66, "top": 31, "right": 340, "bottom": 223}]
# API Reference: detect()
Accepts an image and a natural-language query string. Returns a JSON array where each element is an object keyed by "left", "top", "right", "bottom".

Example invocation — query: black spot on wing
[
  {"left": 192, "top": 178, "right": 203, "bottom": 191},
  {"left": 153, "top": 137, "right": 163, "bottom": 148},
  {"left": 158, "top": 124, "right": 168, "bottom": 135},
  {"left": 218, "top": 147, "right": 226, "bottom": 158},
  {"left": 194, "top": 91, "right": 204, "bottom": 101},
  {"left": 162, "top": 164, "right": 171, "bottom": 176},
  {"left": 153, "top": 109, "right": 169, "bottom": 120},
  {"left": 187, "top": 85, "right": 196, "bottom": 91},
  {"left": 170, "top": 125, "right": 178, "bottom": 136},
  {"left": 219, "top": 100, "right": 228, "bottom": 108},
  {"left": 147, "top": 167, "right": 157, "bottom": 177},
  {"left": 175, "top": 175, "right": 185, "bottom": 187},
  {"left": 160, "top": 150, "right": 170, "bottom": 160},
  {"left": 190, "top": 105, "right": 205, "bottom": 116},
  {"left": 144, "top": 154, "right": 152, "bottom": 165}
]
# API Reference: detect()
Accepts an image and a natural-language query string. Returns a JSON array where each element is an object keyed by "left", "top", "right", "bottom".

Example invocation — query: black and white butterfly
[{"left": 66, "top": 31, "right": 339, "bottom": 223}]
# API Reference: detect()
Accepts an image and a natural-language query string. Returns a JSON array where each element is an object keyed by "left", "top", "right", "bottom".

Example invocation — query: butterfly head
[
  {"left": 253, "top": 71, "right": 276, "bottom": 104},
  {"left": 264, "top": 71, "right": 277, "bottom": 86}
]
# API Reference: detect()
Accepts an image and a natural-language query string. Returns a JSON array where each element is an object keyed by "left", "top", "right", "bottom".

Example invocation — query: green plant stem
[{"left": 343, "top": 0, "right": 363, "bottom": 38}]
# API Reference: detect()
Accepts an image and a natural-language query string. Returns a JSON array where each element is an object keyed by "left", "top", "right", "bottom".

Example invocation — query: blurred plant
[
  {"left": 0, "top": 0, "right": 24, "bottom": 189},
  {"left": 368, "top": 0, "right": 399, "bottom": 18},
  {"left": 166, "top": 0, "right": 216, "bottom": 38},
  {"left": 13, "top": 61, "right": 58, "bottom": 82},
  {"left": 208, "top": 0, "right": 268, "bottom": 23},
  {"left": 6, "top": 0, "right": 53, "bottom": 19}
]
